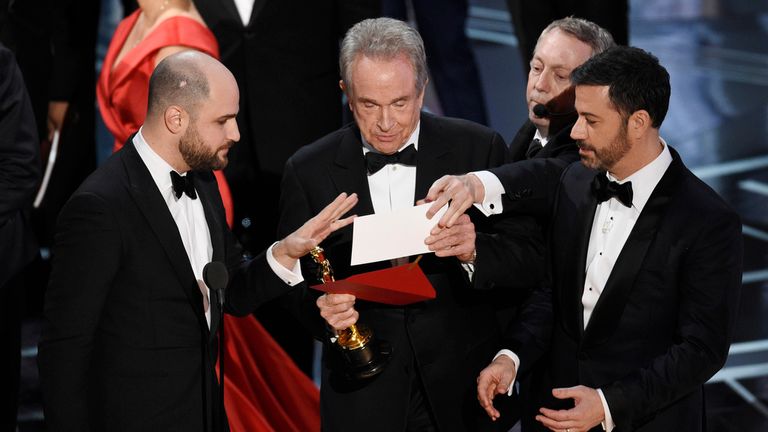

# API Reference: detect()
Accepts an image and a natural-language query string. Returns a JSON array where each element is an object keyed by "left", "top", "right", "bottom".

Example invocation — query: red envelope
[{"left": 310, "top": 262, "right": 436, "bottom": 305}]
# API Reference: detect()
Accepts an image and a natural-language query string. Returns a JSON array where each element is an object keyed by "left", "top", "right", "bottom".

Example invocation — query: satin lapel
[
  {"left": 508, "top": 121, "right": 536, "bottom": 162},
  {"left": 414, "top": 114, "right": 453, "bottom": 202},
  {"left": 249, "top": 0, "right": 268, "bottom": 26},
  {"left": 329, "top": 126, "right": 375, "bottom": 217},
  {"left": 583, "top": 155, "right": 683, "bottom": 346},
  {"left": 121, "top": 143, "right": 209, "bottom": 334},
  {"left": 220, "top": 0, "right": 242, "bottom": 27},
  {"left": 196, "top": 173, "right": 226, "bottom": 339},
  {"left": 560, "top": 167, "right": 599, "bottom": 337}
]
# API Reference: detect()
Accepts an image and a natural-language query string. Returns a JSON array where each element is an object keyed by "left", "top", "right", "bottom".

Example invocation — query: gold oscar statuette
[{"left": 310, "top": 246, "right": 390, "bottom": 380}]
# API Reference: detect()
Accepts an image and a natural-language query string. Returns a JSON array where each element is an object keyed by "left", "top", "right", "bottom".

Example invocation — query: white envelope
[{"left": 350, "top": 203, "right": 448, "bottom": 266}]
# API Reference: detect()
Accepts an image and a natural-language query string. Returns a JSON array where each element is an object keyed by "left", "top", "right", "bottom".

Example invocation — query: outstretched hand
[
  {"left": 421, "top": 174, "right": 484, "bottom": 228},
  {"left": 273, "top": 192, "right": 358, "bottom": 269}
]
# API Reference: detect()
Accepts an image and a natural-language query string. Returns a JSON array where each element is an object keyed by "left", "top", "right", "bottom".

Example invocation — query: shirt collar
[
  {"left": 533, "top": 128, "right": 549, "bottom": 147},
  {"left": 361, "top": 121, "right": 421, "bottom": 155},
  {"left": 607, "top": 137, "right": 672, "bottom": 213},
  {"left": 133, "top": 128, "right": 180, "bottom": 198}
]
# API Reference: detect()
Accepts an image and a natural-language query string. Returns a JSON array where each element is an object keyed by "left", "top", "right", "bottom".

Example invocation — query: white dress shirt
[
  {"left": 232, "top": 0, "right": 254, "bottom": 26},
  {"left": 363, "top": 123, "right": 421, "bottom": 267},
  {"left": 362, "top": 124, "right": 420, "bottom": 215}
]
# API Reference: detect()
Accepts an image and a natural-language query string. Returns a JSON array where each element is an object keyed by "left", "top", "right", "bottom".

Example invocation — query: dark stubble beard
[
  {"left": 579, "top": 120, "right": 630, "bottom": 172},
  {"left": 179, "top": 122, "right": 229, "bottom": 171}
]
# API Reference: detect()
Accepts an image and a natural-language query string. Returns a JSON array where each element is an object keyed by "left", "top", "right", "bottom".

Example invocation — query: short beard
[
  {"left": 179, "top": 123, "right": 228, "bottom": 171},
  {"left": 579, "top": 120, "right": 630, "bottom": 172}
]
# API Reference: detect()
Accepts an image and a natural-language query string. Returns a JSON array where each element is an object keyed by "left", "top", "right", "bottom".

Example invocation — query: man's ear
[
  {"left": 164, "top": 105, "right": 185, "bottom": 134},
  {"left": 415, "top": 78, "right": 428, "bottom": 108},
  {"left": 628, "top": 109, "right": 651, "bottom": 138},
  {"left": 340, "top": 80, "right": 353, "bottom": 107}
]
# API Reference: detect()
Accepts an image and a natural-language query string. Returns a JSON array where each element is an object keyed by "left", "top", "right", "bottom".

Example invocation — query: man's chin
[{"left": 579, "top": 154, "right": 598, "bottom": 169}]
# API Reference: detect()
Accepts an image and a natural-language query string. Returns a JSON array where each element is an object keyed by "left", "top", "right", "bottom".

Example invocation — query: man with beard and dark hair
[
  {"left": 39, "top": 51, "right": 359, "bottom": 432},
  {"left": 427, "top": 46, "right": 742, "bottom": 431}
]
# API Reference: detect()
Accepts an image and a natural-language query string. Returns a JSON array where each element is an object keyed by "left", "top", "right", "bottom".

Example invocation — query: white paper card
[{"left": 350, "top": 203, "right": 448, "bottom": 266}]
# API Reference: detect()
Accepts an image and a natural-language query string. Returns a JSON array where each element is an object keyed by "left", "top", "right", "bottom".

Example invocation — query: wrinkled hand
[
  {"left": 424, "top": 214, "right": 475, "bottom": 262},
  {"left": 47, "top": 101, "right": 69, "bottom": 142},
  {"left": 536, "top": 386, "right": 605, "bottom": 432},
  {"left": 476, "top": 355, "right": 517, "bottom": 421},
  {"left": 273, "top": 193, "right": 358, "bottom": 269},
  {"left": 317, "top": 293, "right": 358, "bottom": 331},
  {"left": 422, "top": 174, "right": 484, "bottom": 228}
]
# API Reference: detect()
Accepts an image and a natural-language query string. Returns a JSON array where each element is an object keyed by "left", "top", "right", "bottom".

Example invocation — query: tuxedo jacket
[
  {"left": 0, "top": 44, "right": 40, "bottom": 288},
  {"left": 39, "top": 141, "right": 289, "bottom": 432},
  {"left": 484, "top": 121, "right": 580, "bottom": 221},
  {"left": 505, "top": 148, "right": 742, "bottom": 431},
  {"left": 506, "top": 120, "right": 579, "bottom": 164},
  {"left": 277, "top": 113, "right": 544, "bottom": 431}
]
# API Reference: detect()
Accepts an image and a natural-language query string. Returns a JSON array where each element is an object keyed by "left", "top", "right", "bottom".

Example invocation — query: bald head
[
  {"left": 142, "top": 51, "right": 240, "bottom": 173},
  {"left": 147, "top": 51, "right": 231, "bottom": 120}
]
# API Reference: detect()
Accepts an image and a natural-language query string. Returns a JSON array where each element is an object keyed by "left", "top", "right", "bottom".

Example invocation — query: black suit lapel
[
  {"left": 213, "top": 0, "right": 241, "bottom": 26},
  {"left": 560, "top": 170, "right": 598, "bottom": 336},
  {"left": 249, "top": 0, "right": 267, "bottom": 26},
  {"left": 329, "top": 126, "right": 375, "bottom": 217},
  {"left": 583, "top": 153, "right": 684, "bottom": 346},
  {"left": 121, "top": 143, "right": 210, "bottom": 334},
  {"left": 414, "top": 114, "right": 453, "bottom": 201},
  {"left": 508, "top": 121, "right": 536, "bottom": 162},
  {"left": 196, "top": 174, "right": 226, "bottom": 339}
]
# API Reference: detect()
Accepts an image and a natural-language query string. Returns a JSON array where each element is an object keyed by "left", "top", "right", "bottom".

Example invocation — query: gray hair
[
  {"left": 538, "top": 17, "right": 616, "bottom": 57},
  {"left": 339, "top": 17, "right": 428, "bottom": 93}
]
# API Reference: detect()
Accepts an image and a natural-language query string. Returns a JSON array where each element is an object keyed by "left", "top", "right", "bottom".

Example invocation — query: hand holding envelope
[
  {"left": 350, "top": 202, "right": 448, "bottom": 266},
  {"left": 311, "top": 203, "right": 447, "bottom": 305},
  {"left": 424, "top": 213, "right": 477, "bottom": 263}
]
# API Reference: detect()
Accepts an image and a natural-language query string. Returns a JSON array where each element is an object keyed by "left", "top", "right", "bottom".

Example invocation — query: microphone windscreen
[
  {"left": 532, "top": 104, "right": 549, "bottom": 118},
  {"left": 203, "top": 262, "right": 229, "bottom": 292}
]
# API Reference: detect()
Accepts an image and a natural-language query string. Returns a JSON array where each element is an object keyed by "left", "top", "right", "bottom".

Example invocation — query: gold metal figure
[{"left": 309, "top": 246, "right": 388, "bottom": 379}]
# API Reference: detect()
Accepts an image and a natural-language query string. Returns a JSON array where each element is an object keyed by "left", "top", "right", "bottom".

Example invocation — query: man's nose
[
  {"left": 377, "top": 107, "right": 394, "bottom": 131},
  {"left": 570, "top": 116, "right": 586, "bottom": 140}
]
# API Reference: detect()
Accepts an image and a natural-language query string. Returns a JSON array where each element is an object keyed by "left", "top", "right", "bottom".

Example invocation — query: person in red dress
[{"left": 96, "top": 1, "right": 320, "bottom": 430}]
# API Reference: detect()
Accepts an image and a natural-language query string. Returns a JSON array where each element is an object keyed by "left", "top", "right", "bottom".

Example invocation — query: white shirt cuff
[
  {"left": 460, "top": 262, "right": 475, "bottom": 281},
  {"left": 597, "top": 389, "right": 615, "bottom": 431},
  {"left": 493, "top": 349, "right": 520, "bottom": 396},
  {"left": 471, "top": 170, "right": 504, "bottom": 215},
  {"left": 266, "top": 241, "right": 304, "bottom": 286}
]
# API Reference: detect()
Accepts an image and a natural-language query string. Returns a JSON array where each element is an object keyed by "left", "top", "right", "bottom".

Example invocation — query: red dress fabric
[
  {"left": 97, "top": 10, "right": 320, "bottom": 431},
  {"left": 96, "top": 10, "right": 234, "bottom": 226},
  {"left": 220, "top": 316, "right": 321, "bottom": 432}
]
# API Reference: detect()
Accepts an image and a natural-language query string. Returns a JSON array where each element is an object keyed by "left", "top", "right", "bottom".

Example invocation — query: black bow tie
[
  {"left": 365, "top": 144, "right": 418, "bottom": 175},
  {"left": 525, "top": 138, "right": 543, "bottom": 159},
  {"left": 591, "top": 173, "right": 633, "bottom": 208},
  {"left": 170, "top": 171, "right": 197, "bottom": 200}
]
